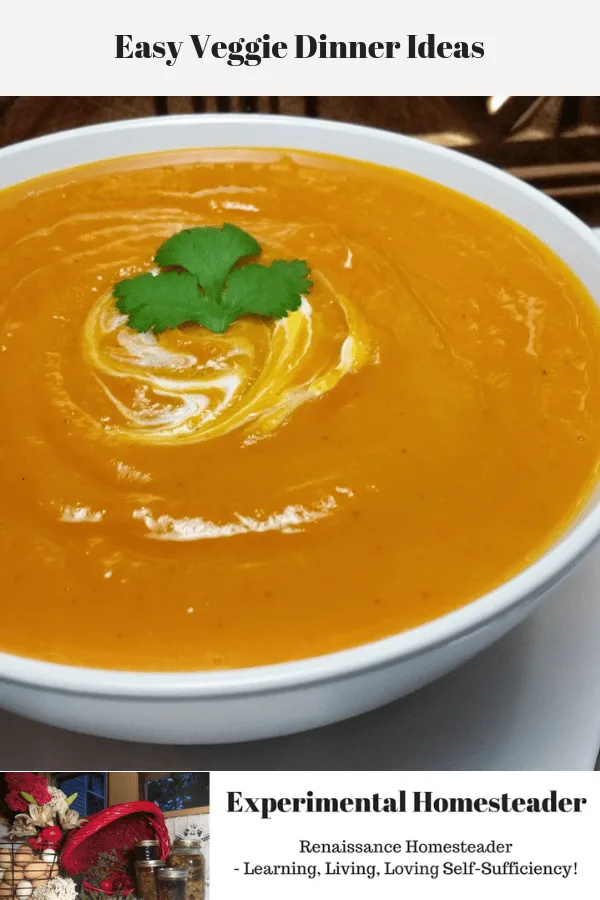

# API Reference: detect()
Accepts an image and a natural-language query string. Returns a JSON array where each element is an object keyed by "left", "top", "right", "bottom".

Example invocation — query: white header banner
[
  {"left": 1, "top": 0, "right": 598, "bottom": 95},
  {"left": 210, "top": 771, "right": 598, "bottom": 899}
]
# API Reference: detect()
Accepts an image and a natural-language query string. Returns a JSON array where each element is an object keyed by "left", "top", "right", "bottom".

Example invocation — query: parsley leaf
[
  {"left": 224, "top": 260, "right": 312, "bottom": 318},
  {"left": 154, "top": 223, "right": 260, "bottom": 303},
  {"left": 114, "top": 271, "right": 201, "bottom": 334},
  {"left": 112, "top": 224, "right": 312, "bottom": 335}
]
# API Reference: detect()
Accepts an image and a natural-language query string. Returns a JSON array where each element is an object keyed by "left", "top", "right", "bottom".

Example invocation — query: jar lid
[
  {"left": 158, "top": 869, "right": 189, "bottom": 880},
  {"left": 172, "top": 840, "right": 202, "bottom": 848},
  {"left": 135, "top": 840, "right": 161, "bottom": 848},
  {"left": 135, "top": 860, "right": 168, "bottom": 869},
  {"left": 170, "top": 847, "right": 204, "bottom": 856}
]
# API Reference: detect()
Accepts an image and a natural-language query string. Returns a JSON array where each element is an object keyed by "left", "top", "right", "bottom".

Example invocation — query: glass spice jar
[
  {"left": 135, "top": 840, "right": 162, "bottom": 862},
  {"left": 168, "top": 840, "right": 205, "bottom": 900},
  {"left": 135, "top": 859, "right": 167, "bottom": 900},
  {"left": 157, "top": 868, "right": 189, "bottom": 900}
]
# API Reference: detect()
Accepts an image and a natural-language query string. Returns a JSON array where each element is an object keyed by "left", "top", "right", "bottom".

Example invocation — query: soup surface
[{"left": 0, "top": 148, "right": 599, "bottom": 671}]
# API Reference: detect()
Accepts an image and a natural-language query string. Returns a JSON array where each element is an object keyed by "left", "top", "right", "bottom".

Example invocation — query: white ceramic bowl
[{"left": 1, "top": 114, "right": 600, "bottom": 744}]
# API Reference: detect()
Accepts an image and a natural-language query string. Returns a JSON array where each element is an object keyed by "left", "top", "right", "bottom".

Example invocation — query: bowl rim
[{"left": 2, "top": 111, "right": 600, "bottom": 698}]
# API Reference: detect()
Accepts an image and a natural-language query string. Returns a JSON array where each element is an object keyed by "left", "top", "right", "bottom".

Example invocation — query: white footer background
[{"left": 208, "top": 771, "right": 597, "bottom": 898}]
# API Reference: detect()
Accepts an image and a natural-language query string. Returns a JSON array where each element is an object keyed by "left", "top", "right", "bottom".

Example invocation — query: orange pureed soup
[{"left": 1, "top": 148, "right": 600, "bottom": 671}]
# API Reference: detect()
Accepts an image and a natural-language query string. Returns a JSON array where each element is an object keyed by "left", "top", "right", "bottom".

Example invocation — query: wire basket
[
  {"left": 60, "top": 802, "right": 170, "bottom": 896},
  {"left": 0, "top": 840, "right": 60, "bottom": 899}
]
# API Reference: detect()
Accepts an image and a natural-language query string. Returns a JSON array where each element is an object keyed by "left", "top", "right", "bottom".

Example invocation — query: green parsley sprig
[{"left": 113, "top": 223, "right": 313, "bottom": 334}]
